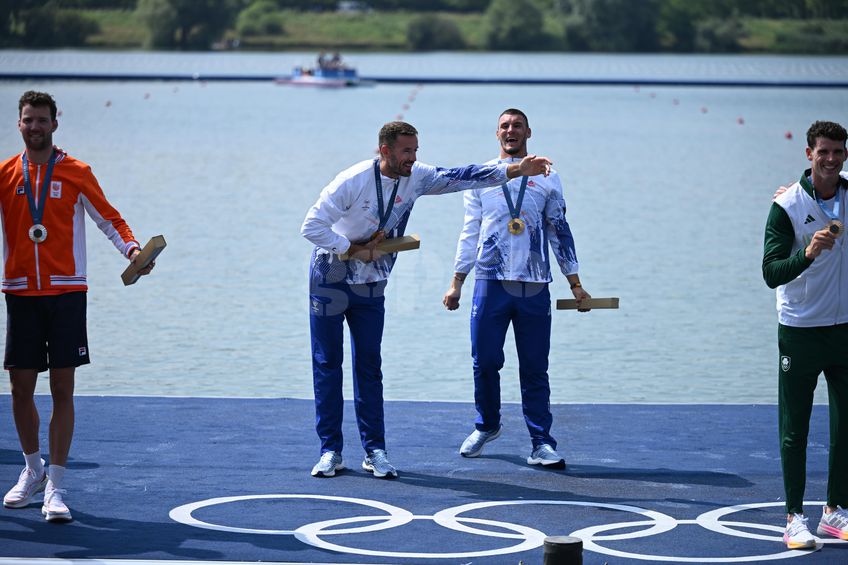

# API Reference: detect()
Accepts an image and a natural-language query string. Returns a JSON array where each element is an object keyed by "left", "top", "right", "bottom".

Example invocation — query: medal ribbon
[
  {"left": 815, "top": 187, "right": 841, "bottom": 222},
  {"left": 501, "top": 175, "right": 528, "bottom": 222},
  {"left": 22, "top": 149, "right": 56, "bottom": 229},
  {"left": 373, "top": 159, "right": 400, "bottom": 232}
]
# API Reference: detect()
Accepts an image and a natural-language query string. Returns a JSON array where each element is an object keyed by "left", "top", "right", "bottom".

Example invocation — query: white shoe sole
[
  {"left": 361, "top": 462, "right": 397, "bottom": 479},
  {"left": 42, "top": 506, "right": 73, "bottom": 523},
  {"left": 311, "top": 463, "right": 344, "bottom": 478},
  {"left": 527, "top": 456, "right": 566, "bottom": 469},
  {"left": 4, "top": 496, "right": 36, "bottom": 509}
]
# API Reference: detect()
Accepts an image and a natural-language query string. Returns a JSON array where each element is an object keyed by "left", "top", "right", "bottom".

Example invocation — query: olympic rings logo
[{"left": 169, "top": 495, "right": 845, "bottom": 562}]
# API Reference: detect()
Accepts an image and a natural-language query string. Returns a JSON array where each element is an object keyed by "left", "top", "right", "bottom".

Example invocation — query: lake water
[{"left": 0, "top": 50, "right": 845, "bottom": 404}]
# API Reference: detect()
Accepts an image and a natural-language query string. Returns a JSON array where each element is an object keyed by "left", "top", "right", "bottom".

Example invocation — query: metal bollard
[{"left": 543, "top": 535, "right": 582, "bottom": 565}]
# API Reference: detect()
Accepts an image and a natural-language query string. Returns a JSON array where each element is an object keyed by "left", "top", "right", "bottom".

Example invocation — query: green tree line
[{"left": 2, "top": 0, "right": 846, "bottom": 52}]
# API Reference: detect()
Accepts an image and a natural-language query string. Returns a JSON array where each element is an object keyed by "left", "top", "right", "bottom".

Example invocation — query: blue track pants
[
  {"left": 310, "top": 277, "right": 387, "bottom": 455},
  {"left": 470, "top": 279, "right": 556, "bottom": 449}
]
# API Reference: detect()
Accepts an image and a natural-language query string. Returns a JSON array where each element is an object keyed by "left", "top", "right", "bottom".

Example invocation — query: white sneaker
[
  {"left": 311, "top": 451, "right": 344, "bottom": 477},
  {"left": 527, "top": 444, "right": 566, "bottom": 469},
  {"left": 783, "top": 513, "right": 816, "bottom": 549},
  {"left": 817, "top": 506, "right": 848, "bottom": 540},
  {"left": 362, "top": 449, "right": 398, "bottom": 479},
  {"left": 3, "top": 461, "right": 47, "bottom": 508},
  {"left": 459, "top": 424, "right": 503, "bottom": 458},
  {"left": 41, "top": 482, "right": 72, "bottom": 523}
]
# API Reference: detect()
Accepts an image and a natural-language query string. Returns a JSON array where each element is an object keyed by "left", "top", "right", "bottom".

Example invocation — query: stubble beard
[
  {"left": 25, "top": 134, "right": 51, "bottom": 152},
  {"left": 502, "top": 139, "right": 526, "bottom": 157},
  {"left": 388, "top": 156, "right": 413, "bottom": 177}
]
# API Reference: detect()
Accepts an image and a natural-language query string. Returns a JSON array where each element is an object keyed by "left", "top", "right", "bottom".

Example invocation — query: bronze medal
[
  {"left": 828, "top": 219, "right": 844, "bottom": 238},
  {"left": 507, "top": 217, "right": 525, "bottom": 235}
]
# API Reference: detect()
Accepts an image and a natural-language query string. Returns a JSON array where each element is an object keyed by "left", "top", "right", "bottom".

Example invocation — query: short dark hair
[
  {"left": 378, "top": 121, "right": 418, "bottom": 148},
  {"left": 499, "top": 108, "right": 529, "bottom": 128},
  {"left": 806, "top": 120, "right": 846, "bottom": 149},
  {"left": 19, "top": 91, "right": 57, "bottom": 121}
]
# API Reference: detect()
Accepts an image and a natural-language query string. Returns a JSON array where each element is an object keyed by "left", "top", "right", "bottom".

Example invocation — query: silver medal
[{"left": 28, "top": 224, "right": 47, "bottom": 243}]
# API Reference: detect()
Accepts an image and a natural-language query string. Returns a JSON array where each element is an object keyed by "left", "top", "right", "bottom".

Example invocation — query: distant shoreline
[{"left": 71, "top": 9, "right": 848, "bottom": 55}]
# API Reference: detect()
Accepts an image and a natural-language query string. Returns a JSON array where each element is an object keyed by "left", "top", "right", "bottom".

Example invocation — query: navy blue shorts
[{"left": 4, "top": 292, "right": 90, "bottom": 372}]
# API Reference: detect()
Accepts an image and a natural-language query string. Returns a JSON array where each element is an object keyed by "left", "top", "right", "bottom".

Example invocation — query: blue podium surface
[{"left": 1, "top": 396, "right": 845, "bottom": 564}]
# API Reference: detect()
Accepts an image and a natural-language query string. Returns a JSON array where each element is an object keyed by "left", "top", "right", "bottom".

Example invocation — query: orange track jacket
[{"left": 0, "top": 148, "right": 140, "bottom": 295}]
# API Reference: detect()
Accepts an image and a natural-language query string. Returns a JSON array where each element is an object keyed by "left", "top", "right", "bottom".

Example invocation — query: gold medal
[
  {"left": 28, "top": 224, "right": 47, "bottom": 243},
  {"left": 507, "top": 217, "right": 525, "bottom": 235},
  {"left": 828, "top": 219, "right": 844, "bottom": 238}
]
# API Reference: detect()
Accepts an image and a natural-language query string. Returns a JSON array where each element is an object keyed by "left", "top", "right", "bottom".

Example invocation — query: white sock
[
  {"left": 48, "top": 465, "right": 66, "bottom": 490},
  {"left": 24, "top": 451, "right": 44, "bottom": 476}
]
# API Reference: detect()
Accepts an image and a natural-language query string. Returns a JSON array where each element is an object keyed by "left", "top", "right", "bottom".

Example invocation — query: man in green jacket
[{"left": 763, "top": 120, "right": 848, "bottom": 549}]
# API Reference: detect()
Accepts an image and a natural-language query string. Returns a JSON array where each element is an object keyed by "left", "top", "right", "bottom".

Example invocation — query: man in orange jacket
[{"left": 0, "top": 91, "right": 153, "bottom": 522}]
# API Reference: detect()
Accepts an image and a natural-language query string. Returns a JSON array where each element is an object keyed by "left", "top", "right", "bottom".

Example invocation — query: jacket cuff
[{"left": 125, "top": 242, "right": 141, "bottom": 258}]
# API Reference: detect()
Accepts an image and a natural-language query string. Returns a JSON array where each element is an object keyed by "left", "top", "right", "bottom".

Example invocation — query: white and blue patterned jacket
[
  {"left": 453, "top": 157, "right": 578, "bottom": 283},
  {"left": 302, "top": 158, "right": 510, "bottom": 284}
]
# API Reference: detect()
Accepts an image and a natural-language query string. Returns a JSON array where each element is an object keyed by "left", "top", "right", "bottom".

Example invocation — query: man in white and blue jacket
[
  {"left": 443, "top": 109, "right": 591, "bottom": 469},
  {"left": 301, "top": 121, "right": 552, "bottom": 479},
  {"left": 763, "top": 120, "right": 848, "bottom": 549}
]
